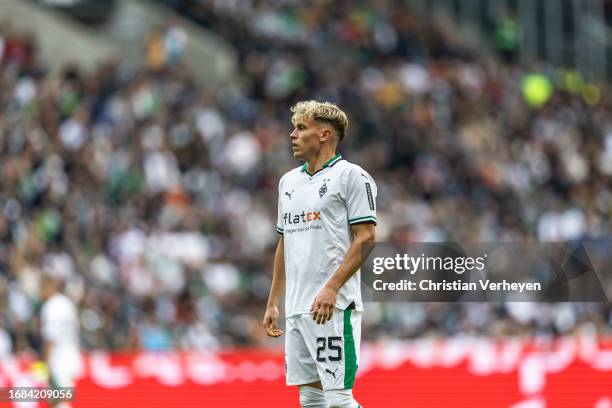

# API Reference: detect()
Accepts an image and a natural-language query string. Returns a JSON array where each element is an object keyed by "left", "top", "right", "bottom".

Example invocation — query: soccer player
[
  {"left": 263, "top": 101, "right": 377, "bottom": 408},
  {"left": 41, "top": 273, "right": 82, "bottom": 407}
]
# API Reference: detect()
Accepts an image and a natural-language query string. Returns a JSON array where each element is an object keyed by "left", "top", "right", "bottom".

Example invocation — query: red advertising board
[{"left": 0, "top": 337, "right": 610, "bottom": 407}]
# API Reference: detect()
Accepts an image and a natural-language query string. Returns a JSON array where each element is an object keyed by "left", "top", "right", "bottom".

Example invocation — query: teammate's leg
[{"left": 299, "top": 381, "right": 328, "bottom": 408}]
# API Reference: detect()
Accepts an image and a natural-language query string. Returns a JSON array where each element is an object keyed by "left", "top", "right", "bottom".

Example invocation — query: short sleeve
[
  {"left": 276, "top": 177, "right": 284, "bottom": 234},
  {"left": 344, "top": 166, "right": 377, "bottom": 225}
]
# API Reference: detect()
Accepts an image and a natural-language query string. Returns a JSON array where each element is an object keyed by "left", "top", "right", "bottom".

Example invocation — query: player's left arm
[{"left": 311, "top": 222, "right": 375, "bottom": 324}]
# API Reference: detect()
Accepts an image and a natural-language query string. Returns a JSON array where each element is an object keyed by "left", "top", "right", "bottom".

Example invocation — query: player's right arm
[{"left": 263, "top": 236, "right": 285, "bottom": 337}]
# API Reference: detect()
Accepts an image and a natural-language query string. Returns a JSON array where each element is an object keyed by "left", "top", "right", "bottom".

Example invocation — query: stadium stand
[{"left": 0, "top": 0, "right": 610, "bottom": 361}]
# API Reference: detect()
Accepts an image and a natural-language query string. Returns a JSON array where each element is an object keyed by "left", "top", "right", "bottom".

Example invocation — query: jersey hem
[{"left": 285, "top": 307, "right": 363, "bottom": 318}]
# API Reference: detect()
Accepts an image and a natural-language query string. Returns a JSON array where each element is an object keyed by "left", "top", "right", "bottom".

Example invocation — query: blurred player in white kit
[{"left": 40, "top": 274, "right": 82, "bottom": 407}]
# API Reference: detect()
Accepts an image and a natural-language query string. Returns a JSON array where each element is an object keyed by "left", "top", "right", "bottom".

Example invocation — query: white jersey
[
  {"left": 41, "top": 293, "right": 82, "bottom": 386},
  {"left": 276, "top": 154, "right": 377, "bottom": 317}
]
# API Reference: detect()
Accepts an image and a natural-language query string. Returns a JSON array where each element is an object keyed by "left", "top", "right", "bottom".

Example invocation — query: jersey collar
[{"left": 301, "top": 154, "right": 342, "bottom": 176}]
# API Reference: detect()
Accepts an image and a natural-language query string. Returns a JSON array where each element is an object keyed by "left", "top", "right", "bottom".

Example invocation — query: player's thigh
[
  {"left": 298, "top": 309, "right": 361, "bottom": 391},
  {"left": 285, "top": 316, "right": 320, "bottom": 386}
]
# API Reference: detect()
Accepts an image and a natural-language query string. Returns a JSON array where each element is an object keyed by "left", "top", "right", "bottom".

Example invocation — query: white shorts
[
  {"left": 285, "top": 307, "right": 361, "bottom": 390},
  {"left": 48, "top": 345, "right": 83, "bottom": 387}
]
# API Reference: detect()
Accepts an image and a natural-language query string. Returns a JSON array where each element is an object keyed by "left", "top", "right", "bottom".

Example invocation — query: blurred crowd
[{"left": 1, "top": 0, "right": 612, "bottom": 356}]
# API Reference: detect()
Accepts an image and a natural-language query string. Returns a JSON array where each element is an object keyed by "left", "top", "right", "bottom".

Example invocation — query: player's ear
[{"left": 319, "top": 128, "right": 332, "bottom": 143}]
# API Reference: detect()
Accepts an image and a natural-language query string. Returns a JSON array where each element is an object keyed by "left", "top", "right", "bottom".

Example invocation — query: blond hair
[{"left": 290, "top": 100, "right": 348, "bottom": 142}]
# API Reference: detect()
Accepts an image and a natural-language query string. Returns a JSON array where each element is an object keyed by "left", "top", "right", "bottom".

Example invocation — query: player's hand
[
  {"left": 311, "top": 285, "right": 337, "bottom": 325},
  {"left": 263, "top": 305, "right": 284, "bottom": 337}
]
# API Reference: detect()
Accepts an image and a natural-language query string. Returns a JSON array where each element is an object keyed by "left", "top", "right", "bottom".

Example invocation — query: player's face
[
  {"left": 290, "top": 118, "right": 322, "bottom": 161},
  {"left": 40, "top": 278, "right": 58, "bottom": 300}
]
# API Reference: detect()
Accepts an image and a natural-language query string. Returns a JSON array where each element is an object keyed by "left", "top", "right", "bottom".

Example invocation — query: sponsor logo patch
[
  {"left": 365, "top": 183, "right": 374, "bottom": 210},
  {"left": 325, "top": 368, "right": 338, "bottom": 379}
]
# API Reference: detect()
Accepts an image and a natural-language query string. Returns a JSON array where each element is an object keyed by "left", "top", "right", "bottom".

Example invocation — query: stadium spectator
[{"left": 0, "top": 0, "right": 610, "bottom": 355}]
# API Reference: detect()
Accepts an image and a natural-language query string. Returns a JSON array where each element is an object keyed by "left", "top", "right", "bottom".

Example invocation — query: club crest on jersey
[
  {"left": 319, "top": 183, "right": 328, "bottom": 198},
  {"left": 319, "top": 179, "right": 330, "bottom": 198}
]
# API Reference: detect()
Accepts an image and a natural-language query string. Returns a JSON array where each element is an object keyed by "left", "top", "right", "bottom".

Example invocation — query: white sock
[
  {"left": 325, "top": 389, "right": 361, "bottom": 408},
  {"left": 299, "top": 385, "right": 328, "bottom": 408}
]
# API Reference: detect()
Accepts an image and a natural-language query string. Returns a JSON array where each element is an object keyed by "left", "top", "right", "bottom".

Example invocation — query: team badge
[{"left": 319, "top": 183, "right": 328, "bottom": 198}]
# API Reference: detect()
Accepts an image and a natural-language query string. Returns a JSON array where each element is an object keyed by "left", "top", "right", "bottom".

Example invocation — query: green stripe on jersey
[
  {"left": 348, "top": 215, "right": 377, "bottom": 224},
  {"left": 343, "top": 309, "right": 357, "bottom": 389},
  {"left": 326, "top": 155, "right": 342, "bottom": 167},
  {"left": 301, "top": 154, "right": 343, "bottom": 175}
]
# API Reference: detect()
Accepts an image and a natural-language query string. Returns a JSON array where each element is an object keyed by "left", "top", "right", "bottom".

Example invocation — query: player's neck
[{"left": 305, "top": 149, "right": 337, "bottom": 175}]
